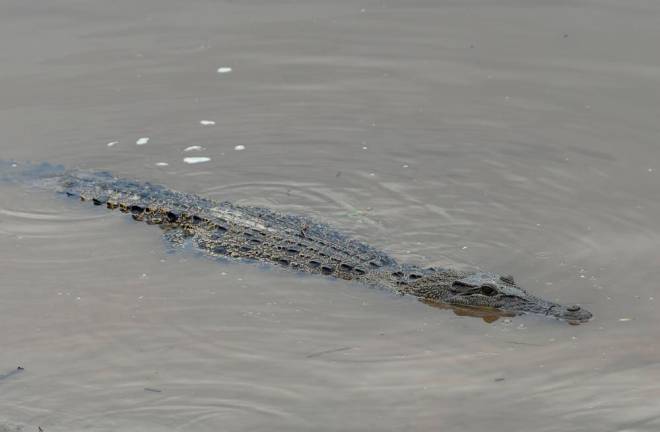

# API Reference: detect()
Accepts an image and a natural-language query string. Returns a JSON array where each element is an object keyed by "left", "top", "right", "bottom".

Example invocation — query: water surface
[{"left": 2, "top": 1, "right": 660, "bottom": 431}]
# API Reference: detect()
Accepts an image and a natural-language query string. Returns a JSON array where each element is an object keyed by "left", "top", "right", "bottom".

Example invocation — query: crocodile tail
[{"left": 0, "top": 160, "right": 66, "bottom": 184}]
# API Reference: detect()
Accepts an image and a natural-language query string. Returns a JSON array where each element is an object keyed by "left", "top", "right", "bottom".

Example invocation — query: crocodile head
[
  {"left": 409, "top": 270, "right": 592, "bottom": 323},
  {"left": 447, "top": 272, "right": 592, "bottom": 322}
]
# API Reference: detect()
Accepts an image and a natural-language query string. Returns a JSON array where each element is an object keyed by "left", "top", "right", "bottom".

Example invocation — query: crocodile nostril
[{"left": 567, "top": 305, "right": 581, "bottom": 312}]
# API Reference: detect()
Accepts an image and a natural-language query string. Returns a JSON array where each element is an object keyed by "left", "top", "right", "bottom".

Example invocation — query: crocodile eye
[
  {"left": 450, "top": 281, "right": 473, "bottom": 293},
  {"left": 480, "top": 283, "right": 498, "bottom": 296},
  {"left": 500, "top": 274, "right": 514, "bottom": 285}
]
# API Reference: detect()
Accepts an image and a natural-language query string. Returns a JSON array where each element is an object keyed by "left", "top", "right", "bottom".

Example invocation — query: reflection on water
[
  {"left": 2, "top": 0, "right": 660, "bottom": 431},
  {"left": 422, "top": 299, "right": 513, "bottom": 324}
]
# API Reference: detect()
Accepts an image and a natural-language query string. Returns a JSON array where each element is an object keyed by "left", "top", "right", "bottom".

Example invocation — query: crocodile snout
[{"left": 548, "top": 304, "right": 592, "bottom": 322}]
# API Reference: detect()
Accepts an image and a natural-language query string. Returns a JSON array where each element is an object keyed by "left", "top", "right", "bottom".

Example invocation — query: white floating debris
[
  {"left": 184, "top": 145, "right": 205, "bottom": 152},
  {"left": 200, "top": 120, "right": 216, "bottom": 126},
  {"left": 618, "top": 318, "right": 632, "bottom": 322},
  {"left": 107, "top": 141, "right": 118, "bottom": 147},
  {"left": 11, "top": 163, "right": 17, "bottom": 168},
  {"left": 136, "top": 137, "right": 150, "bottom": 145},
  {"left": 648, "top": 168, "right": 654, "bottom": 173},
  {"left": 217, "top": 67, "right": 232, "bottom": 74},
  {"left": 234, "top": 145, "right": 245, "bottom": 151},
  {"left": 183, "top": 156, "right": 211, "bottom": 164},
  {"left": 155, "top": 162, "right": 169, "bottom": 167},
  {"left": 402, "top": 164, "right": 409, "bottom": 168}
]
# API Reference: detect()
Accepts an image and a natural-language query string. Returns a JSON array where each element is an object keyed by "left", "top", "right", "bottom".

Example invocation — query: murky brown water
[{"left": 2, "top": 1, "right": 660, "bottom": 431}]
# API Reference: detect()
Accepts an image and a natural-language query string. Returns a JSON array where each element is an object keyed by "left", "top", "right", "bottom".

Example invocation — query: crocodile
[{"left": 1, "top": 161, "right": 592, "bottom": 323}]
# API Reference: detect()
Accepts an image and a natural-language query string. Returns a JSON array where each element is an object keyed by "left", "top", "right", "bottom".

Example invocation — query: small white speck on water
[
  {"left": 402, "top": 164, "right": 409, "bottom": 168},
  {"left": 136, "top": 137, "right": 150, "bottom": 145},
  {"left": 107, "top": 141, "right": 118, "bottom": 147},
  {"left": 57, "top": 292, "right": 63, "bottom": 296},
  {"left": 650, "top": 297, "right": 655, "bottom": 301},
  {"left": 76, "top": 297, "right": 81, "bottom": 301},
  {"left": 184, "top": 145, "right": 204, "bottom": 152},
  {"left": 234, "top": 145, "right": 245, "bottom": 151},
  {"left": 155, "top": 162, "right": 169, "bottom": 167},
  {"left": 619, "top": 318, "right": 632, "bottom": 322},
  {"left": 221, "top": 272, "right": 228, "bottom": 276},
  {"left": 648, "top": 168, "right": 654, "bottom": 172},
  {"left": 11, "top": 163, "right": 17, "bottom": 168},
  {"left": 138, "top": 296, "right": 144, "bottom": 300},
  {"left": 183, "top": 156, "right": 211, "bottom": 164},
  {"left": 217, "top": 67, "right": 232, "bottom": 74},
  {"left": 360, "top": 8, "right": 366, "bottom": 13},
  {"left": 369, "top": 172, "right": 375, "bottom": 176},
  {"left": 461, "top": 246, "right": 468, "bottom": 250},
  {"left": 200, "top": 120, "right": 216, "bottom": 126},
  {"left": 140, "top": 273, "right": 148, "bottom": 279},
  {"left": 362, "top": 146, "right": 368, "bottom": 150}
]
